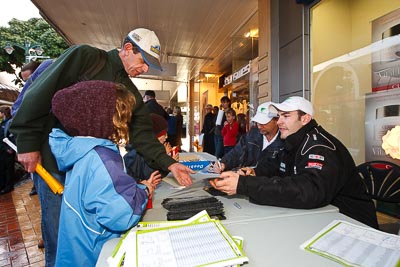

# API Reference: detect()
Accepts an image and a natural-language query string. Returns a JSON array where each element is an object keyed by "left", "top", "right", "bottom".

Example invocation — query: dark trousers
[
  {"left": 33, "top": 171, "right": 65, "bottom": 267},
  {"left": 0, "top": 150, "right": 15, "bottom": 190},
  {"left": 214, "top": 135, "right": 224, "bottom": 159}
]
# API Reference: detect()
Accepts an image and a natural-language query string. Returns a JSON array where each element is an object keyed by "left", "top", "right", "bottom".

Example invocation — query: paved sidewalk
[{"left": 0, "top": 179, "right": 44, "bottom": 266}]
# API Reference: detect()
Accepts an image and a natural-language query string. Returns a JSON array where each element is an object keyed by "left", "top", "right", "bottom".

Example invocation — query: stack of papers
[
  {"left": 107, "top": 210, "right": 248, "bottom": 267},
  {"left": 301, "top": 220, "right": 400, "bottom": 267}
]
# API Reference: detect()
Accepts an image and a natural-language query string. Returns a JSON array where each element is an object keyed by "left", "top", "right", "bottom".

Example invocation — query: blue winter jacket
[{"left": 49, "top": 128, "right": 148, "bottom": 267}]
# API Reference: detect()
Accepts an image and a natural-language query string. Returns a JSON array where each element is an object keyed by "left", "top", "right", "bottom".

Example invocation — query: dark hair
[
  {"left": 237, "top": 113, "right": 247, "bottom": 133},
  {"left": 213, "top": 106, "right": 219, "bottom": 115},
  {"left": 19, "top": 61, "right": 41, "bottom": 79},
  {"left": 220, "top": 96, "right": 231, "bottom": 104},
  {"left": 0, "top": 105, "right": 11, "bottom": 118},
  {"left": 297, "top": 110, "right": 306, "bottom": 120},
  {"left": 174, "top": 106, "right": 181, "bottom": 115},
  {"left": 144, "top": 90, "right": 156, "bottom": 98},
  {"left": 21, "top": 61, "right": 41, "bottom": 72}
]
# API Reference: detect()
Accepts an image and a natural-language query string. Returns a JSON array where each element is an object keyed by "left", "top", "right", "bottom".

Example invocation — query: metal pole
[{"left": 24, "top": 40, "right": 30, "bottom": 63}]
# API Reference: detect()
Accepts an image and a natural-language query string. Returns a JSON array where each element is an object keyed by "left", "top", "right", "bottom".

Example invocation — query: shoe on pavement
[
  {"left": 0, "top": 187, "right": 14, "bottom": 195},
  {"left": 29, "top": 187, "right": 37, "bottom": 196},
  {"left": 38, "top": 239, "right": 44, "bottom": 249}
]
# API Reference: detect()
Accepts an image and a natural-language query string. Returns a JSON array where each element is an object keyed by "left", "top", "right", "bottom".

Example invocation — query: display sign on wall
[
  {"left": 365, "top": 88, "right": 400, "bottom": 164},
  {"left": 366, "top": 10, "right": 400, "bottom": 164},
  {"left": 224, "top": 63, "right": 250, "bottom": 87},
  {"left": 371, "top": 9, "right": 400, "bottom": 92}
]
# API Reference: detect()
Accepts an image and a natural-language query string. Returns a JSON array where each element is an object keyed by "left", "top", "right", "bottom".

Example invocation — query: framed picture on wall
[{"left": 202, "top": 90, "right": 208, "bottom": 118}]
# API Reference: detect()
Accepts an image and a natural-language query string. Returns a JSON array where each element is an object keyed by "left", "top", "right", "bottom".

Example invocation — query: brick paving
[{"left": 0, "top": 179, "right": 44, "bottom": 266}]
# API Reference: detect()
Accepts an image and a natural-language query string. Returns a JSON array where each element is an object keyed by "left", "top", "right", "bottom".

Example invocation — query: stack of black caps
[{"left": 161, "top": 196, "right": 225, "bottom": 220}]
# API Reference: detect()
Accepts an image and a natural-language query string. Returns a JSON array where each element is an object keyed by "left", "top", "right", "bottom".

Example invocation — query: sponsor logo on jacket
[{"left": 306, "top": 162, "right": 323, "bottom": 170}]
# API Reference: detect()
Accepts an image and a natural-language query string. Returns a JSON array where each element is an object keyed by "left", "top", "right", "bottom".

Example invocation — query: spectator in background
[
  {"left": 221, "top": 108, "right": 238, "bottom": 155},
  {"left": 213, "top": 105, "right": 219, "bottom": 116},
  {"left": 18, "top": 61, "right": 41, "bottom": 82},
  {"left": 0, "top": 106, "right": 15, "bottom": 194},
  {"left": 236, "top": 113, "right": 247, "bottom": 142},
  {"left": 174, "top": 106, "right": 183, "bottom": 151},
  {"left": 166, "top": 107, "right": 178, "bottom": 147},
  {"left": 214, "top": 96, "right": 231, "bottom": 158},
  {"left": 201, "top": 104, "right": 215, "bottom": 155},
  {"left": 143, "top": 90, "right": 169, "bottom": 121},
  {"left": 12, "top": 59, "right": 54, "bottom": 117}
]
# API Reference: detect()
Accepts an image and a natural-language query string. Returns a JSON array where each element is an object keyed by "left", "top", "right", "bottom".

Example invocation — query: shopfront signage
[{"left": 224, "top": 63, "right": 250, "bottom": 87}]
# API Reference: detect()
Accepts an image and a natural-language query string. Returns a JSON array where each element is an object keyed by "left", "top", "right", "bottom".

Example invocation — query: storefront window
[
  {"left": 231, "top": 11, "right": 259, "bottom": 125},
  {"left": 310, "top": 0, "right": 400, "bottom": 165}
]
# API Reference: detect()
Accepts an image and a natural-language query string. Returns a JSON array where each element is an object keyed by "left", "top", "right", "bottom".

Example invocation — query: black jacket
[
  {"left": 237, "top": 120, "right": 378, "bottom": 228},
  {"left": 221, "top": 126, "right": 283, "bottom": 170},
  {"left": 145, "top": 99, "right": 169, "bottom": 121}
]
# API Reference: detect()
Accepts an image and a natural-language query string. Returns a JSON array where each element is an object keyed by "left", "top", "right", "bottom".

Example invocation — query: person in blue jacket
[
  {"left": 49, "top": 80, "right": 161, "bottom": 266},
  {"left": 11, "top": 59, "right": 53, "bottom": 116}
]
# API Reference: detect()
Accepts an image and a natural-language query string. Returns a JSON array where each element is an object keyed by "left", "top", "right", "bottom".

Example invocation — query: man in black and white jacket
[{"left": 210, "top": 96, "right": 378, "bottom": 229}]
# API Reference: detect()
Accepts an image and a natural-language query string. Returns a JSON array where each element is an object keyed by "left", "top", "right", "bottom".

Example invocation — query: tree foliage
[{"left": 0, "top": 18, "right": 69, "bottom": 87}]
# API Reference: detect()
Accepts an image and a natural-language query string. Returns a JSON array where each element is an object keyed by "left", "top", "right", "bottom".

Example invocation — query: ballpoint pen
[
  {"left": 216, "top": 160, "right": 222, "bottom": 172},
  {"left": 233, "top": 202, "right": 242, "bottom": 209}
]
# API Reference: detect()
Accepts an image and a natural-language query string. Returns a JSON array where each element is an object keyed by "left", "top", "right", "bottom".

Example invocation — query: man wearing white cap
[
  {"left": 214, "top": 102, "right": 283, "bottom": 173},
  {"left": 10, "top": 28, "right": 194, "bottom": 266},
  {"left": 210, "top": 96, "right": 378, "bottom": 229}
]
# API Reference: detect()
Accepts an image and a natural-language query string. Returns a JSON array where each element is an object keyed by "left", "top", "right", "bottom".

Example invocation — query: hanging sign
[{"left": 224, "top": 63, "right": 250, "bottom": 87}]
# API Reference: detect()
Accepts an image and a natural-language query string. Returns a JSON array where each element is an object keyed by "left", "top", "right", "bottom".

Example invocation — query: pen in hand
[
  {"left": 217, "top": 160, "right": 222, "bottom": 170},
  {"left": 213, "top": 160, "right": 223, "bottom": 174}
]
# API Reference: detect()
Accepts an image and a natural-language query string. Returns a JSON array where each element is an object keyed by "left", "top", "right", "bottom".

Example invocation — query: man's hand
[
  {"left": 209, "top": 171, "right": 239, "bottom": 195},
  {"left": 213, "top": 162, "right": 225, "bottom": 174},
  {"left": 168, "top": 162, "right": 195, "bottom": 186},
  {"left": 18, "top": 151, "right": 41, "bottom": 173},
  {"left": 237, "top": 167, "right": 255, "bottom": 176}
]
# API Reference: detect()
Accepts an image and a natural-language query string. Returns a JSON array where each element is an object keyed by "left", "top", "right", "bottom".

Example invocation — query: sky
[
  {"left": 0, "top": 0, "right": 41, "bottom": 27},
  {"left": 0, "top": 0, "right": 41, "bottom": 86}
]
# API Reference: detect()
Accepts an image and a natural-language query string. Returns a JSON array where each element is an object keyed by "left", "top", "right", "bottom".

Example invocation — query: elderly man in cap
[
  {"left": 213, "top": 102, "right": 283, "bottom": 173},
  {"left": 10, "top": 28, "right": 194, "bottom": 266},
  {"left": 210, "top": 96, "right": 378, "bottom": 229}
]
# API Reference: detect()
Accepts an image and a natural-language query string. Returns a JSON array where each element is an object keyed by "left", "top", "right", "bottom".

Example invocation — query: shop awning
[{"left": 0, "top": 83, "right": 19, "bottom": 105}]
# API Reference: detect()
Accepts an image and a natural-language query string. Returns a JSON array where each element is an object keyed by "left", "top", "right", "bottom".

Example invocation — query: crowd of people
[
  {"left": 201, "top": 95, "right": 248, "bottom": 159},
  {"left": 3, "top": 26, "right": 378, "bottom": 267}
]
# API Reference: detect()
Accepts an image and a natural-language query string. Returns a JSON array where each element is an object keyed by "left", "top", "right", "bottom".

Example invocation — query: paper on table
[
  {"left": 301, "top": 220, "right": 400, "bottom": 267},
  {"left": 109, "top": 211, "right": 211, "bottom": 267},
  {"left": 136, "top": 220, "right": 248, "bottom": 267},
  {"left": 108, "top": 211, "right": 248, "bottom": 267}
]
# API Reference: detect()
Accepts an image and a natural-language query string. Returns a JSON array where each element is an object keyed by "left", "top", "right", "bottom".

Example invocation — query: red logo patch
[{"left": 306, "top": 162, "right": 323, "bottom": 170}]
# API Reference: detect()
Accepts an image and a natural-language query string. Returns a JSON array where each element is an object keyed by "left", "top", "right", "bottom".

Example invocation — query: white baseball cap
[
  {"left": 127, "top": 28, "right": 162, "bottom": 70},
  {"left": 251, "top": 102, "right": 277, "bottom": 124},
  {"left": 269, "top": 96, "right": 314, "bottom": 117}
]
